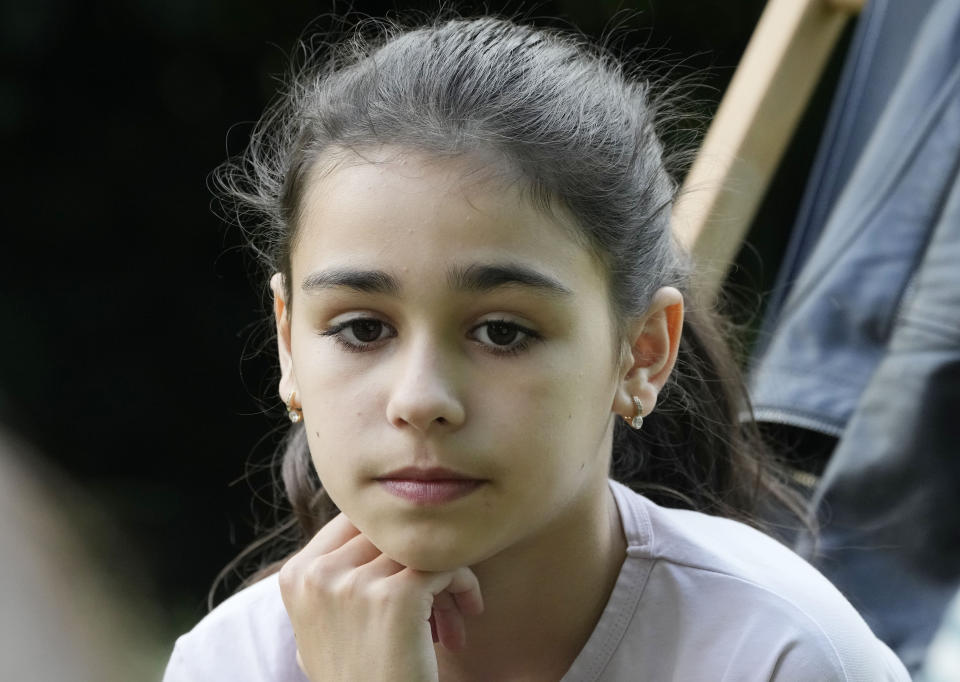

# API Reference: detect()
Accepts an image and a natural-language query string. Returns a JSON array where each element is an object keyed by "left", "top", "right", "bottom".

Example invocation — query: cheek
[
  {"left": 487, "top": 344, "right": 613, "bottom": 462},
  {"left": 291, "top": 328, "right": 370, "bottom": 413},
  {"left": 538, "top": 336, "right": 616, "bottom": 413},
  {"left": 291, "top": 348, "right": 378, "bottom": 481}
]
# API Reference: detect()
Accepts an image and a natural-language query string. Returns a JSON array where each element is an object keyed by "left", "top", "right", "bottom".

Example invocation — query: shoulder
[
  {"left": 607, "top": 480, "right": 910, "bottom": 681},
  {"left": 162, "top": 573, "right": 306, "bottom": 682}
]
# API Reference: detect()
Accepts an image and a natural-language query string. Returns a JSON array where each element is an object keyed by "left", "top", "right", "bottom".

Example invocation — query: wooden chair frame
[{"left": 672, "top": 0, "right": 866, "bottom": 296}]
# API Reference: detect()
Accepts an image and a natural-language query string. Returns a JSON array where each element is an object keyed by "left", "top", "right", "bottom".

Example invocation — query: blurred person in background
[{"left": 0, "top": 425, "right": 163, "bottom": 681}]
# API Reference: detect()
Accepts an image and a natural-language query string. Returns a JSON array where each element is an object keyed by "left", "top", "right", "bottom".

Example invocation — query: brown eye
[
  {"left": 485, "top": 321, "right": 518, "bottom": 345},
  {"left": 320, "top": 317, "right": 395, "bottom": 352},
  {"left": 469, "top": 319, "right": 541, "bottom": 356},
  {"left": 351, "top": 319, "right": 384, "bottom": 343}
]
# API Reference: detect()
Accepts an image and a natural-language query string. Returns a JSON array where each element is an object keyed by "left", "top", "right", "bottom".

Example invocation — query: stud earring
[
  {"left": 286, "top": 390, "right": 303, "bottom": 424},
  {"left": 623, "top": 396, "right": 644, "bottom": 430}
]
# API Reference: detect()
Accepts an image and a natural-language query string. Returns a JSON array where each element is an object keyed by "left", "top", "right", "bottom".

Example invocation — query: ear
[
  {"left": 611, "top": 287, "right": 684, "bottom": 421},
  {"left": 271, "top": 272, "right": 299, "bottom": 407}
]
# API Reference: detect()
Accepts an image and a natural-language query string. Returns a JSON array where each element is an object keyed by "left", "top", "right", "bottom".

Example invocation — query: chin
[
  {"left": 381, "top": 539, "right": 475, "bottom": 572},
  {"left": 368, "top": 527, "right": 489, "bottom": 572}
]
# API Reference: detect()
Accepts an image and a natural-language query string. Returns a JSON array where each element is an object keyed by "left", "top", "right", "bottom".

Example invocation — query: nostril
[{"left": 436, "top": 417, "right": 447, "bottom": 424}]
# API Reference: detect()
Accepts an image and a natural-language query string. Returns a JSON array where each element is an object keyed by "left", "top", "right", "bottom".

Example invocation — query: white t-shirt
[{"left": 164, "top": 480, "right": 910, "bottom": 681}]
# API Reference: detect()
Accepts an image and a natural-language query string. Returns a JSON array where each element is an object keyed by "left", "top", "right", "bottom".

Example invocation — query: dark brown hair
[{"left": 210, "top": 13, "right": 813, "bottom": 605}]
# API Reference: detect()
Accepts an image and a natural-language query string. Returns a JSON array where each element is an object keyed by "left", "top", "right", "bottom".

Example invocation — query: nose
[{"left": 385, "top": 335, "right": 466, "bottom": 433}]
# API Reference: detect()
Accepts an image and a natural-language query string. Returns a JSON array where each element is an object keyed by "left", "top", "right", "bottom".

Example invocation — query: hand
[{"left": 278, "top": 513, "right": 485, "bottom": 681}]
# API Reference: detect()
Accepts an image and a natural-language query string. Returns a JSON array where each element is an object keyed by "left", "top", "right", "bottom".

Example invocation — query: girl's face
[{"left": 276, "top": 148, "right": 634, "bottom": 571}]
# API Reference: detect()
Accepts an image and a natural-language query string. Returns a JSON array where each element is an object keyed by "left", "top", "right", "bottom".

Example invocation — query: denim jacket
[
  {"left": 748, "top": 0, "right": 960, "bottom": 672},
  {"left": 749, "top": 0, "right": 958, "bottom": 437}
]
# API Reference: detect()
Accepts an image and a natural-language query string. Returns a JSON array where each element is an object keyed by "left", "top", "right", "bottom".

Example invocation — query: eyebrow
[
  {"left": 448, "top": 263, "right": 573, "bottom": 297},
  {"left": 302, "top": 268, "right": 400, "bottom": 295},
  {"left": 301, "top": 262, "right": 573, "bottom": 298}
]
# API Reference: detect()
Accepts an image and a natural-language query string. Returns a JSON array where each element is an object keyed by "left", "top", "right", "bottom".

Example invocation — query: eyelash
[{"left": 319, "top": 318, "right": 542, "bottom": 357}]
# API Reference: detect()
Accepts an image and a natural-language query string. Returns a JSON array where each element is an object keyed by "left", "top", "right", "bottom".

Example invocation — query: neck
[{"left": 436, "top": 478, "right": 627, "bottom": 681}]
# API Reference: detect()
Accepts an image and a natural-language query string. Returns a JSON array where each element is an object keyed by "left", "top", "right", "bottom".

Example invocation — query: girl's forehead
[{"left": 292, "top": 150, "right": 605, "bottom": 292}]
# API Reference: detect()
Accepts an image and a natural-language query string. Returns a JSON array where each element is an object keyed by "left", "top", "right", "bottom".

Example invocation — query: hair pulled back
[{"left": 213, "top": 13, "right": 811, "bottom": 597}]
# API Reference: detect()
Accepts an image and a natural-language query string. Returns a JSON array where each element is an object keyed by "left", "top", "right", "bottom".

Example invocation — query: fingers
[
  {"left": 280, "top": 516, "right": 378, "bottom": 608},
  {"left": 301, "top": 513, "right": 361, "bottom": 555},
  {"left": 397, "top": 566, "right": 484, "bottom": 620},
  {"left": 431, "top": 591, "right": 467, "bottom": 651},
  {"left": 280, "top": 515, "right": 476, "bottom": 682},
  {"left": 412, "top": 566, "right": 482, "bottom": 604},
  {"left": 430, "top": 567, "right": 484, "bottom": 651},
  {"left": 321, "top": 533, "right": 384, "bottom": 571},
  {"left": 393, "top": 565, "right": 484, "bottom": 651},
  {"left": 447, "top": 567, "right": 485, "bottom": 618},
  {"left": 283, "top": 533, "right": 398, "bottom": 606},
  {"left": 353, "top": 551, "right": 406, "bottom": 580},
  {"left": 422, "top": 566, "right": 484, "bottom": 618}
]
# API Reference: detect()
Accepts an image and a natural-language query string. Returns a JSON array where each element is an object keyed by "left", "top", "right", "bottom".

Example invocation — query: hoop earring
[
  {"left": 622, "top": 396, "right": 644, "bottom": 430},
  {"left": 286, "top": 390, "right": 303, "bottom": 424}
]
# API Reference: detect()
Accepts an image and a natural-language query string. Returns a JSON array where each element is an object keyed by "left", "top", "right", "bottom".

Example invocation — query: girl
[{"left": 164, "top": 14, "right": 910, "bottom": 681}]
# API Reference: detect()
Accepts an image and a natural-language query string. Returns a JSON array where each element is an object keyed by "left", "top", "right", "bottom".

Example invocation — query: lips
[
  {"left": 375, "top": 466, "right": 486, "bottom": 504},
  {"left": 377, "top": 466, "right": 478, "bottom": 481}
]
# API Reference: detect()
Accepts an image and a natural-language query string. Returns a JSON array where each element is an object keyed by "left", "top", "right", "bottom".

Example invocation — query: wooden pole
[{"left": 672, "top": 0, "right": 865, "bottom": 296}]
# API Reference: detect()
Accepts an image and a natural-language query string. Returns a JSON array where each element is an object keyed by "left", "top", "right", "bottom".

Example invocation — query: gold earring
[
  {"left": 622, "top": 396, "right": 643, "bottom": 430},
  {"left": 286, "top": 390, "right": 303, "bottom": 424}
]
